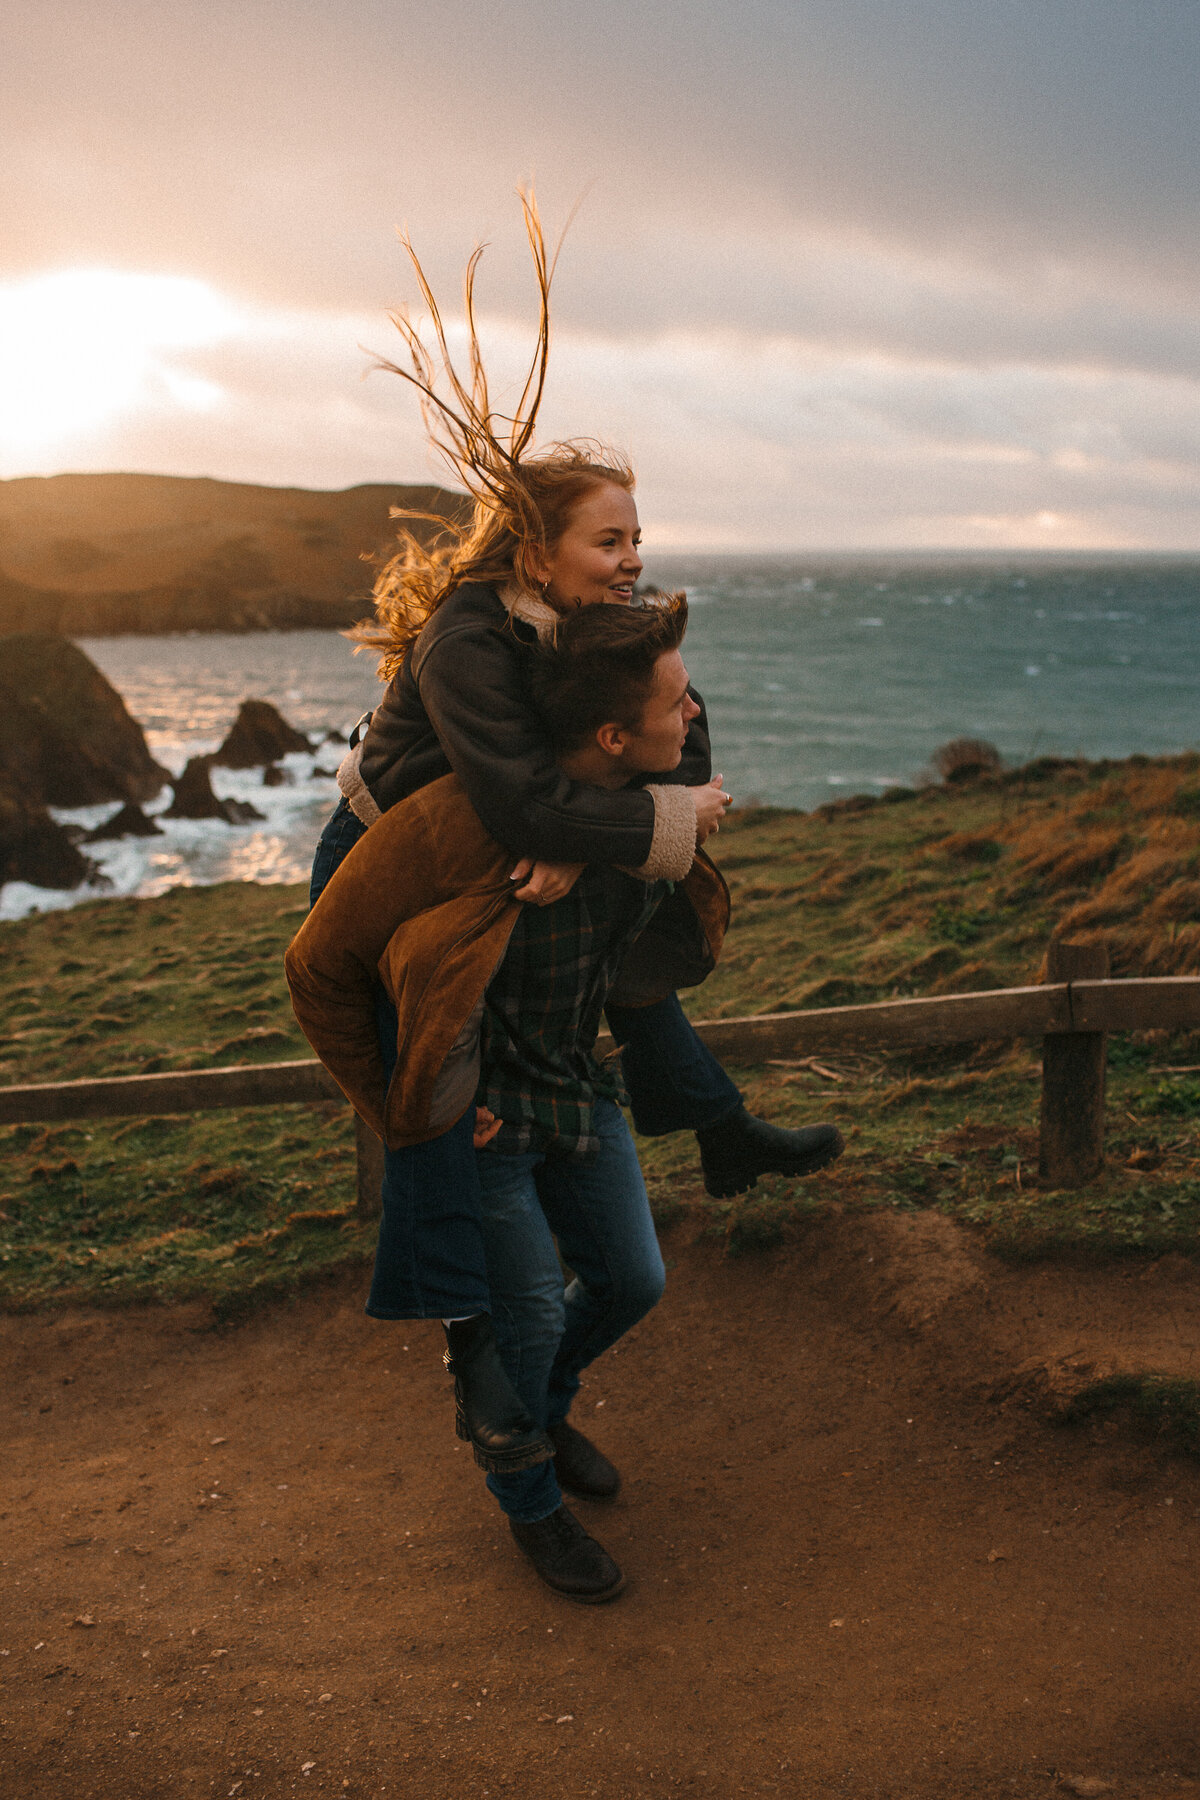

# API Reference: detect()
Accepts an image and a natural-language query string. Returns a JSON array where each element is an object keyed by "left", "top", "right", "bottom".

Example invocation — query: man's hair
[{"left": 529, "top": 593, "right": 689, "bottom": 753}]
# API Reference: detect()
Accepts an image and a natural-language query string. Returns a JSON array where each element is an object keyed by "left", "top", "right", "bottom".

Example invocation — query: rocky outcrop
[
  {"left": 0, "top": 634, "right": 169, "bottom": 808},
  {"left": 82, "top": 802, "right": 164, "bottom": 842},
  {"left": 0, "top": 474, "right": 465, "bottom": 635},
  {"left": 0, "top": 771, "right": 96, "bottom": 889},
  {"left": 211, "top": 700, "right": 311, "bottom": 769},
  {"left": 164, "top": 757, "right": 265, "bottom": 824}
]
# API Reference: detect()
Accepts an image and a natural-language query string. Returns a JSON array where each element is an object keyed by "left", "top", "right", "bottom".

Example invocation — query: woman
[{"left": 309, "top": 195, "right": 842, "bottom": 1478}]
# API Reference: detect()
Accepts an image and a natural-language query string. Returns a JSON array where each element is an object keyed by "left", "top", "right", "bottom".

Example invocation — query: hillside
[
  {"left": 2, "top": 750, "right": 1200, "bottom": 1315},
  {"left": 0, "top": 473, "right": 464, "bottom": 634}
]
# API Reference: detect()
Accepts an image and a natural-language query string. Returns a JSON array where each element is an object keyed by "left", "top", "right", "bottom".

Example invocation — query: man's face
[{"left": 613, "top": 648, "right": 701, "bottom": 774}]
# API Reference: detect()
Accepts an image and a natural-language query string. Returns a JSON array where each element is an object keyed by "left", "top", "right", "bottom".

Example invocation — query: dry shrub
[
  {"left": 1122, "top": 763, "right": 1189, "bottom": 817},
  {"left": 1056, "top": 891, "right": 1142, "bottom": 933},
  {"left": 811, "top": 861, "right": 888, "bottom": 903},
  {"left": 934, "top": 831, "right": 1003, "bottom": 863},
  {"left": 929, "top": 958, "right": 1004, "bottom": 994},
  {"left": 1138, "top": 926, "right": 1200, "bottom": 977},
  {"left": 793, "top": 975, "right": 870, "bottom": 1008},
  {"left": 1056, "top": 844, "right": 1200, "bottom": 936},
  {"left": 903, "top": 945, "right": 963, "bottom": 985},
  {"left": 816, "top": 792, "right": 880, "bottom": 820},
  {"left": 931, "top": 738, "right": 1002, "bottom": 784},
  {"left": 1007, "top": 820, "right": 1125, "bottom": 894},
  {"left": 1149, "top": 879, "right": 1200, "bottom": 924}
]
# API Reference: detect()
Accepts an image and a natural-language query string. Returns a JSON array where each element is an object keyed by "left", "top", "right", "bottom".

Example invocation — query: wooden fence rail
[{"left": 3, "top": 966, "right": 1199, "bottom": 1207}]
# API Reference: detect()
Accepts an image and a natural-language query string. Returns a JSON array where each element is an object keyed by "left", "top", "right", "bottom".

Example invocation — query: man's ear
[{"left": 594, "top": 721, "right": 628, "bottom": 758}]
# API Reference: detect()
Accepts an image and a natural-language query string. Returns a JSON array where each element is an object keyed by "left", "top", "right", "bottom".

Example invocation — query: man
[{"left": 465, "top": 597, "right": 708, "bottom": 1600}]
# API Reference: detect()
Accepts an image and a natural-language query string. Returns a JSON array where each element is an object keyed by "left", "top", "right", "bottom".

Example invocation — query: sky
[{"left": 3, "top": 0, "right": 1199, "bottom": 549}]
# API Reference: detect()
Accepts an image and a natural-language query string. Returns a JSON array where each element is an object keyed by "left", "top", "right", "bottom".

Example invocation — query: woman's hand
[
  {"left": 691, "top": 774, "right": 733, "bottom": 844},
  {"left": 473, "top": 1106, "right": 502, "bottom": 1149},
  {"left": 509, "top": 857, "right": 586, "bottom": 905}
]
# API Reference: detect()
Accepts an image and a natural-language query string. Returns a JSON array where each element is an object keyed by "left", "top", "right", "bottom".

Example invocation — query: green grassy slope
[{"left": 3, "top": 753, "right": 1200, "bottom": 1312}]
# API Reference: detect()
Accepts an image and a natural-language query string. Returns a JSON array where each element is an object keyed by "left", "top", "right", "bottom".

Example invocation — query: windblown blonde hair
[{"left": 353, "top": 191, "right": 633, "bottom": 680}]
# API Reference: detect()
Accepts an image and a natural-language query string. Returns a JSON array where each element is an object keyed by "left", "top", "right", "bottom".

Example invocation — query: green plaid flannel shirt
[{"left": 477, "top": 865, "right": 669, "bottom": 1158}]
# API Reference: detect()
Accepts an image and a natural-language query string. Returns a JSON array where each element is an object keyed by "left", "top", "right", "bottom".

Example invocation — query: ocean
[{"left": 6, "top": 554, "right": 1199, "bottom": 920}]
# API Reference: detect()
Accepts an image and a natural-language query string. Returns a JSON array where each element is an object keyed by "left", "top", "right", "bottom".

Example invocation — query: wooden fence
[{"left": 2, "top": 945, "right": 1197, "bottom": 1209}]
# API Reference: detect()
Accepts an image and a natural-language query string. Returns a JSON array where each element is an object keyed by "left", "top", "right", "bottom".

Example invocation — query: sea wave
[{"left": 2, "top": 749, "right": 341, "bottom": 922}]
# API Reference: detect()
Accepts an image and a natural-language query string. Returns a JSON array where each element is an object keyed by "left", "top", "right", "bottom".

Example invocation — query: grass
[
  {"left": 0, "top": 883, "right": 378, "bottom": 1312},
  {"left": 4, "top": 750, "right": 1200, "bottom": 1312}
]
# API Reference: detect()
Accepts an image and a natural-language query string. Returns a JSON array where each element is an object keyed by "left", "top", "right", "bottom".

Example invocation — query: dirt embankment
[{"left": 3, "top": 1211, "right": 1200, "bottom": 1800}]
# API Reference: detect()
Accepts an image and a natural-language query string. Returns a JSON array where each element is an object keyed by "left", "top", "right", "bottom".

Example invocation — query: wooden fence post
[
  {"left": 1039, "top": 939, "right": 1111, "bottom": 1187},
  {"left": 354, "top": 1114, "right": 385, "bottom": 1220}
]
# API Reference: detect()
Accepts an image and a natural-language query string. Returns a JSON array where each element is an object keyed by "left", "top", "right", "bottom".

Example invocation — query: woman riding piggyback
[{"left": 306, "top": 197, "right": 843, "bottom": 1478}]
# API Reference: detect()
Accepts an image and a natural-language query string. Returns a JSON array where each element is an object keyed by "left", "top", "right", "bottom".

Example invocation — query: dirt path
[{"left": 3, "top": 1212, "right": 1200, "bottom": 1800}]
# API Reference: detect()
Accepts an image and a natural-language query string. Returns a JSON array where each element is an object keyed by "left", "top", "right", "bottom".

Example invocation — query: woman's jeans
[
  {"left": 309, "top": 797, "right": 740, "bottom": 1319},
  {"left": 476, "top": 1100, "right": 665, "bottom": 1521}
]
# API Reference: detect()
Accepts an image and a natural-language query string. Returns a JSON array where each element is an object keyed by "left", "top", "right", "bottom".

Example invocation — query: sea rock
[
  {"left": 224, "top": 797, "right": 267, "bottom": 823},
  {"left": 0, "top": 771, "right": 96, "bottom": 889},
  {"left": 82, "top": 801, "right": 164, "bottom": 842},
  {"left": 211, "top": 699, "right": 311, "bottom": 769},
  {"left": 0, "top": 633, "right": 170, "bottom": 808},
  {"left": 262, "top": 762, "right": 294, "bottom": 787},
  {"left": 164, "top": 756, "right": 265, "bottom": 824}
]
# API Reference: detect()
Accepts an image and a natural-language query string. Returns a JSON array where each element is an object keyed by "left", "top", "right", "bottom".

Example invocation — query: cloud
[
  {"left": 6, "top": 270, "right": 1200, "bottom": 548},
  {"left": 3, "top": 0, "right": 1200, "bottom": 544}
]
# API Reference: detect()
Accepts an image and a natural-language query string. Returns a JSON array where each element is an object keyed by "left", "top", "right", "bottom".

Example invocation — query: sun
[{"left": 0, "top": 268, "right": 240, "bottom": 467}]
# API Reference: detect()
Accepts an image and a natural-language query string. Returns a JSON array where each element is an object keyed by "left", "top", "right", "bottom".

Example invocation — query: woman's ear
[{"left": 525, "top": 546, "right": 552, "bottom": 588}]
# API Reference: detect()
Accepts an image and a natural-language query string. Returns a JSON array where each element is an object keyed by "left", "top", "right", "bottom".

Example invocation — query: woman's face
[{"left": 535, "top": 482, "right": 643, "bottom": 608}]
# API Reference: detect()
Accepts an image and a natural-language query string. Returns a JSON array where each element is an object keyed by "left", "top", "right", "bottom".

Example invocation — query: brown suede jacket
[{"left": 285, "top": 774, "right": 729, "bottom": 1150}]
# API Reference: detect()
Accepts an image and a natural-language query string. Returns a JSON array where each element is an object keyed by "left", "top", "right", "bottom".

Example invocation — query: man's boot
[
  {"left": 696, "top": 1107, "right": 844, "bottom": 1199},
  {"left": 443, "top": 1315, "right": 552, "bottom": 1473},
  {"left": 548, "top": 1419, "right": 621, "bottom": 1500},
  {"left": 509, "top": 1505, "right": 625, "bottom": 1602}
]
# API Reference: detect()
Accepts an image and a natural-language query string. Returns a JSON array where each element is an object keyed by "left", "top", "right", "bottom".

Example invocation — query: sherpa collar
[{"left": 498, "top": 580, "right": 559, "bottom": 642}]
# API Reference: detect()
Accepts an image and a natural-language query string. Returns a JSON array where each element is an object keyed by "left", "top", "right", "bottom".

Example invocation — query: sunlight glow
[{"left": 0, "top": 268, "right": 241, "bottom": 463}]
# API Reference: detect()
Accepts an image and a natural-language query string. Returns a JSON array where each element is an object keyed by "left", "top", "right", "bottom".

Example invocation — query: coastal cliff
[{"left": 0, "top": 473, "right": 464, "bottom": 635}]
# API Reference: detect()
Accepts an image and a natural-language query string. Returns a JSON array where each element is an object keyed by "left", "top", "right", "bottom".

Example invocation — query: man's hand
[
  {"left": 510, "top": 857, "right": 586, "bottom": 905},
  {"left": 473, "top": 1106, "right": 502, "bottom": 1149},
  {"left": 691, "top": 774, "right": 733, "bottom": 844}
]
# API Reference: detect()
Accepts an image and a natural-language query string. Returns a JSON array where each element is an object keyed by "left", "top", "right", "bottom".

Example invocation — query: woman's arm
[{"left": 417, "top": 618, "right": 702, "bottom": 872}]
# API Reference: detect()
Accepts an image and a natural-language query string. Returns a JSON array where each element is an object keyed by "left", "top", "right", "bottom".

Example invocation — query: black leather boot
[
  {"left": 696, "top": 1107, "right": 844, "bottom": 1199},
  {"left": 509, "top": 1504, "right": 625, "bottom": 1602},
  {"left": 443, "top": 1315, "right": 552, "bottom": 1474}
]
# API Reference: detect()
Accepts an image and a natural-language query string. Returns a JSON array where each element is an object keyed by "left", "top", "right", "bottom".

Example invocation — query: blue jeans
[
  {"left": 308, "top": 797, "right": 740, "bottom": 1319},
  {"left": 364, "top": 985, "right": 492, "bottom": 1319},
  {"left": 476, "top": 1099, "right": 666, "bottom": 1522},
  {"left": 309, "top": 796, "right": 369, "bottom": 906}
]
